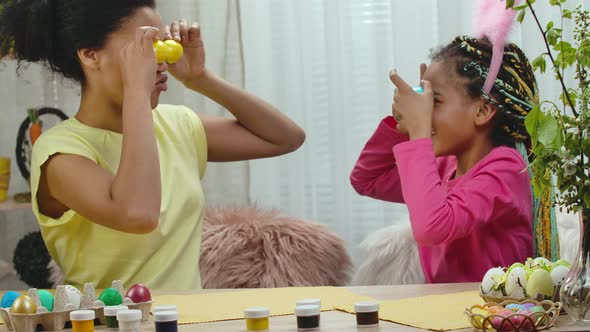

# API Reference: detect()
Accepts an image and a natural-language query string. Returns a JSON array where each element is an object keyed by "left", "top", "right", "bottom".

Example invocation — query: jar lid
[
  {"left": 154, "top": 310, "right": 178, "bottom": 322},
  {"left": 104, "top": 305, "right": 129, "bottom": 316},
  {"left": 243, "top": 307, "right": 270, "bottom": 318},
  {"left": 116, "top": 309, "right": 142, "bottom": 322},
  {"left": 152, "top": 305, "right": 177, "bottom": 313},
  {"left": 295, "top": 304, "right": 320, "bottom": 317},
  {"left": 70, "top": 310, "right": 95, "bottom": 321},
  {"left": 295, "top": 298, "right": 321, "bottom": 307},
  {"left": 354, "top": 302, "right": 380, "bottom": 313}
]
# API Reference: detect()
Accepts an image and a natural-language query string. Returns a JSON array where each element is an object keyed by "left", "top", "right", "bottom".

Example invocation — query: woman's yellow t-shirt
[{"left": 30, "top": 104, "right": 207, "bottom": 290}]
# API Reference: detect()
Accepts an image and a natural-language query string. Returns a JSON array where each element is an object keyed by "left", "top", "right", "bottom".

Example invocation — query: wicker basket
[
  {"left": 465, "top": 299, "right": 562, "bottom": 332},
  {"left": 479, "top": 284, "right": 561, "bottom": 305}
]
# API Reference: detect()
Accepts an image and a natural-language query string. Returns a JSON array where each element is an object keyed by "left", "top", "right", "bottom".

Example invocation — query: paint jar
[
  {"left": 295, "top": 299, "right": 321, "bottom": 307},
  {"left": 243, "top": 307, "right": 270, "bottom": 332},
  {"left": 295, "top": 304, "right": 320, "bottom": 331},
  {"left": 154, "top": 310, "right": 178, "bottom": 332},
  {"left": 354, "top": 302, "right": 380, "bottom": 328},
  {"left": 70, "top": 310, "right": 95, "bottom": 332},
  {"left": 117, "top": 309, "right": 142, "bottom": 332},
  {"left": 104, "top": 305, "right": 129, "bottom": 329},
  {"left": 152, "top": 305, "right": 177, "bottom": 313}
]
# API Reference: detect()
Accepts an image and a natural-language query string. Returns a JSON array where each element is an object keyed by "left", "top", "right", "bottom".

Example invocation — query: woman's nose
[{"left": 157, "top": 61, "right": 168, "bottom": 72}]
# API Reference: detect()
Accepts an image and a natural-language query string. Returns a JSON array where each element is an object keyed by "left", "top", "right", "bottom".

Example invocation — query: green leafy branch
[{"left": 508, "top": 0, "right": 590, "bottom": 211}]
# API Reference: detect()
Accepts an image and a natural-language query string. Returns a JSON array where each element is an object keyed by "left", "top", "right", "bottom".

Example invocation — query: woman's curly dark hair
[{"left": 0, "top": 0, "right": 156, "bottom": 84}]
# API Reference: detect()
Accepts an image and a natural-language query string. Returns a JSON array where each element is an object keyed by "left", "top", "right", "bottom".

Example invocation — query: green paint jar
[{"left": 104, "top": 305, "right": 128, "bottom": 329}]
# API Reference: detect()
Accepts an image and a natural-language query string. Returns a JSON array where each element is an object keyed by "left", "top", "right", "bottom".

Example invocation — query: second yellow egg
[{"left": 10, "top": 295, "right": 37, "bottom": 314}]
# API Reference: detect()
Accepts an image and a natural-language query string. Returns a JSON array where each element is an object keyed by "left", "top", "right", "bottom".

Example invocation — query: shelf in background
[{"left": 0, "top": 198, "right": 31, "bottom": 212}]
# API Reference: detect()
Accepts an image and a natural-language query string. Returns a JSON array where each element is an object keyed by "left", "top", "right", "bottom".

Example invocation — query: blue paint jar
[{"left": 154, "top": 310, "right": 178, "bottom": 332}]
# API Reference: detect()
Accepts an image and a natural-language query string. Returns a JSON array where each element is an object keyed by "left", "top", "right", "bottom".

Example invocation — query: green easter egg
[
  {"left": 38, "top": 290, "right": 54, "bottom": 312},
  {"left": 530, "top": 306, "right": 548, "bottom": 324},
  {"left": 98, "top": 288, "right": 123, "bottom": 306}
]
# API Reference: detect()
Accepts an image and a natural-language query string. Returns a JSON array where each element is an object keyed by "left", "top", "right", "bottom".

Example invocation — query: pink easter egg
[
  {"left": 125, "top": 284, "right": 152, "bottom": 303},
  {"left": 509, "top": 314, "right": 534, "bottom": 330},
  {"left": 491, "top": 315, "right": 514, "bottom": 331}
]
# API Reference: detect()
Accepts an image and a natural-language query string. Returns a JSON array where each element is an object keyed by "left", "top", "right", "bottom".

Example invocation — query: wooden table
[{"left": 2, "top": 283, "right": 588, "bottom": 331}]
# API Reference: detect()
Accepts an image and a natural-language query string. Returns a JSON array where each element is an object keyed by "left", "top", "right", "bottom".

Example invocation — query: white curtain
[
  {"left": 156, "top": 0, "right": 250, "bottom": 205},
  {"left": 239, "top": 0, "right": 583, "bottom": 266}
]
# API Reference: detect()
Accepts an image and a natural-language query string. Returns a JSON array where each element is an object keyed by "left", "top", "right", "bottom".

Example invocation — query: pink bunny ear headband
[{"left": 474, "top": 0, "right": 521, "bottom": 94}]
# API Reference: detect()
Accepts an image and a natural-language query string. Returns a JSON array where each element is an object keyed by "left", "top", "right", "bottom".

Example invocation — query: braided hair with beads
[{"left": 431, "top": 35, "right": 559, "bottom": 261}]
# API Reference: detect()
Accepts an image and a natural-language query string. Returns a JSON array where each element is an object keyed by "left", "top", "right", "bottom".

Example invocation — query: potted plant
[{"left": 510, "top": 0, "right": 590, "bottom": 323}]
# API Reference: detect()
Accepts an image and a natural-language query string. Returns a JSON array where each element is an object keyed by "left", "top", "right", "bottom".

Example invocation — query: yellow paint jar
[
  {"left": 243, "top": 307, "right": 270, "bottom": 332},
  {"left": 0, "top": 157, "right": 10, "bottom": 202},
  {"left": 70, "top": 310, "right": 95, "bottom": 332}
]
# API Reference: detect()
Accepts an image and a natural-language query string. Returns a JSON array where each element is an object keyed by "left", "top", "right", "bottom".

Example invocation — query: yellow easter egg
[
  {"left": 470, "top": 307, "right": 490, "bottom": 329},
  {"left": 153, "top": 40, "right": 168, "bottom": 64},
  {"left": 10, "top": 295, "right": 37, "bottom": 314},
  {"left": 163, "top": 40, "right": 183, "bottom": 64}
]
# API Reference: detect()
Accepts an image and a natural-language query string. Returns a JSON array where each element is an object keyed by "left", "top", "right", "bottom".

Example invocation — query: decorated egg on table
[
  {"left": 522, "top": 303, "right": 536, "bottom": 310},
  {"left": 470, "top": 307, "right": 490, "bottom": 328},
  {"left": 487, "top": 305, "right": 504, "bottom": 314},
  {"left": 532, "top": 257, "right": 552, "bottom": 269},
  {"left": 491, "top": 314, "right": 512, "bottom": 331},
  {"left": 508, "top": 311, "right": 533, "bottom": 330},
  {"left": 65, "top": 285, "right": 82, "bottom": 309},
  {"left": 504, "top": 304, "right": 525, "bottom": 312},
  {"left": 550, "top": 265, "right": 570, "bottom": 286},
  {"left": 0, "top": 291, "right": 21, "bottom": 308},
  {"left": 506, "top": 262, "right": 525, "bottom": 274},
  {"left": 99, "top": 288, "right": 123, "bottom": 306},
  {"left": 10, "top": 295, "right": 37, "bottom": 314},
  {"left": 505, "top": 266, "right": 527, "bottom": 299},
  {"left": 530, "top": 306, "right": 545, "bottom": 315},
  {"left": 530, "top": 305, "right": 548, "bottom": 324},
  {"left": 552, "top": 259, "right": 571, "bottom": 269},
  {"left": 525, "top": 257, "right": 551, "bottom": 275},
  {"left": 125, "top": 284, "right": 152, "bottom": 303},
  {"left": 480, "top": 267, "right": 505, "bottom": 297},
  {"left": 526, "top": 269, "right": 554, "bottom": 299},
  {"left": 38, "top": 290, "right": 55, "bottom": 312}
]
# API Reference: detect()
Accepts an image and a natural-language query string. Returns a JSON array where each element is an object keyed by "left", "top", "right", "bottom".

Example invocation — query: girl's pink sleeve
[
  {"left": 350, "top": 116, "right": 408, "bottom": 203},
  {"left": 393, "top": 138, "right": 530, "bottom": 246}
]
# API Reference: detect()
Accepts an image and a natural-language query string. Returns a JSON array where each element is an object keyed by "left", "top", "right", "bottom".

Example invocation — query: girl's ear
[{"left": 474, "top": 101, "right": 498, "bottom": 127}]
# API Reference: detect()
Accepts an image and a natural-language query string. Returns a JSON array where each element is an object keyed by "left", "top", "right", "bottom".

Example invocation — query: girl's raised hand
[{"left": 389, "top": 67, "right": 434, "bottom": 140}]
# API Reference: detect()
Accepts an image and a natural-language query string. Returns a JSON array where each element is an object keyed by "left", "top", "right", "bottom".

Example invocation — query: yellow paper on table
[
  {"left": 336, "top": 290, "right": 482, "bottom": 331},
  {"left": 154, "top": 287, "right": 374, "bottom": 324}
]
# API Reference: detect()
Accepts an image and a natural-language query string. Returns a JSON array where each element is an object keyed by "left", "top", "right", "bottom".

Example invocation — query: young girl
[
  {"left": 350, "top": 36, "right": 549, "bottom": 283},
  {"left": 0, "top": 0, "right": 305, "bottom": 290}
]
